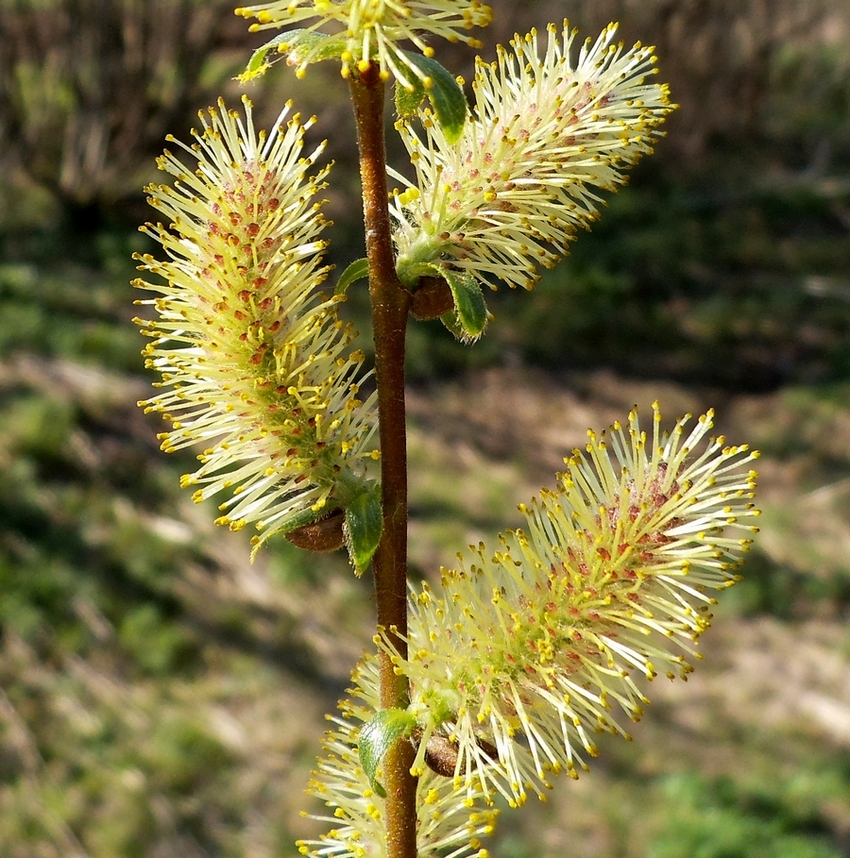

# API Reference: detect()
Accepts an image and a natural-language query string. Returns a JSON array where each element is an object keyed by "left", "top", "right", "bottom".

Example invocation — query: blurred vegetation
[{"left": 1, "top": 0, "right": 849, "bottom": 856}]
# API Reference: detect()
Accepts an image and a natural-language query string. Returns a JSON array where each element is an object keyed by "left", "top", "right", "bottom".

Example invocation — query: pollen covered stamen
[
  {"left": 134, "top": 97, "right": 379, "bottom": 555},
  {"left": 391, "top": 20, "right": 675, "bottom": 292},
  {"left": 236, "top": 0, "right": 492, "bottom": 84},
  {"left": 378, "top": 405, "right": 759, "bottom": 805}
]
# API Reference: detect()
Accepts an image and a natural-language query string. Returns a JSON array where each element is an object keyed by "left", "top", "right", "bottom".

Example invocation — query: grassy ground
[
  {"left": 1, "top": 4, "right": 849, "bottom": 848},
  {"left": 2, "top": 244, "right": 850, "bottom": 855}
]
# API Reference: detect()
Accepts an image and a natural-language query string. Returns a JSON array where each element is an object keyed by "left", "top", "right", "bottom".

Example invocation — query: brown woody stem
[{"left": 349, "top": 67, "right": 417, "bottom": 858}]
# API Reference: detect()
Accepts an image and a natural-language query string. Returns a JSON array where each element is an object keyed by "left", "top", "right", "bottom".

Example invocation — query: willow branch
[{"left": 349, "top": 67, "right": 417, "bottom": 858}]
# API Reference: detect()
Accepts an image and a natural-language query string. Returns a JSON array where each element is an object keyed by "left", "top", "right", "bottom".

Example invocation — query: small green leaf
[
  {"left": 440, "top": 309, "right": 466, "bottom": 340},
  {"left": 358, "top": 709, "right": 418, "bottom": 797},
  {"left": 238, "top": 30, "right": 345, "bottom": 81},
  {"left": 441, "top": 269, "right": 488, "bottom": 341},
  {"left": 335, "top": 257, "right": 370, "bottom": 296},
  {"left": 345, "top": 483, "right": 382, "bottom": 575},
  {"left": 395, "top": 75, "right": 427, "bottom": 119},
  {"left": 287, "top": 31, "right": 348, "bottom": 65},
  {"left": 238, "top": 32, "right": 291, "bottom": 81},
  {"left": 399, "top": 51, "right": 467, "bottom": 143}
]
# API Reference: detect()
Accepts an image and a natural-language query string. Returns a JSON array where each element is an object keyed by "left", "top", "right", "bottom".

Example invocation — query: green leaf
[
  {"left": 441, "top": 269, "right": 488, "bottom": 341},
  {"left": 238, "top": 30, "right": 346, "bottom": 81},
  {"left": 287, "top": 31, "right": 348, "bottom": 65},
  {"left": 238, "top": 32, "right": 291, "bottom": 82},
  {"left": 439, "top": 309, "right": 466, "bottom": 341},
  {"left": 395, "top": 75, "right": 427, "bottom": 119},
  {"left": 335, "top": 257, "right": 370, "bottom": 296},
  {"left": 345, "top": 483, "right": 382, "bottom": 575},
  {"left": 399, "top": 51, "right": 467, "bottom": 143},
  {"left": 358, "top": 709, "right": 418, "bottom": 797}
]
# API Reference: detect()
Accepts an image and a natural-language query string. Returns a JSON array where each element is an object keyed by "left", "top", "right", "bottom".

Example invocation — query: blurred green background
[{"left": 1, "top": 0, "right": 850, "bottom": 856}]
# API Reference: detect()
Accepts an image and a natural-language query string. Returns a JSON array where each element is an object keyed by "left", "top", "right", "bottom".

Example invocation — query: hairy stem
[{"left": 349, "top": 67, "right": 417, "bottom": 858}]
